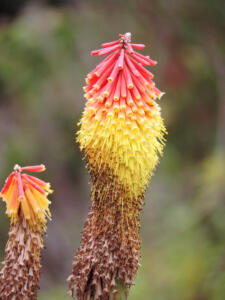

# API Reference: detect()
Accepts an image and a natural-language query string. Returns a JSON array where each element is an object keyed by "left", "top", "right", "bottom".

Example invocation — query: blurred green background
[{"left": 0, "top": 0, "right": 225, "bottom": 299}]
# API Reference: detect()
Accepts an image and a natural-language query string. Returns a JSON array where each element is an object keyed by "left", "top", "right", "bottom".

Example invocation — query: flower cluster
[
  {"left": 0, "top": 164, "right": 52, "bottom": 227},
  {"left": 68, "top": 33, "right": 166, "bottom": 299}
]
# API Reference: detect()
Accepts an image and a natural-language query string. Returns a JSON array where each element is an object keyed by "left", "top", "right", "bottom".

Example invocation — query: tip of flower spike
[
  {"left": 123, "top": 32, "right": 131, "bottom": 43},
  {"left": 0, "top": 164, "right": 52, "bottom": 226},
  {"left": 83, "top": 33, "right": 164, "bottom": 137},
  {"left": 14, "top": 164, "right": 21, "bottom": 172}
]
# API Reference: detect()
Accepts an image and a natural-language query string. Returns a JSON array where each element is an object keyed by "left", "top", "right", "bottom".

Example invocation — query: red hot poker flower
[
  {"left": 0, "top": 164, "right": 53, "bottom": 300},
  {"left": 0, "top": 164, "right": 52, "bottom": 225},
  {"left": 68, "top": 33, "right": 166, "bottom": 299}
]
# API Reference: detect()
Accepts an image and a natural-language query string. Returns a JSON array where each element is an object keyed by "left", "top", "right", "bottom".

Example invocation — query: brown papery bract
[{"left": 0, "top": 215, "right": 43, "bottom": 300}]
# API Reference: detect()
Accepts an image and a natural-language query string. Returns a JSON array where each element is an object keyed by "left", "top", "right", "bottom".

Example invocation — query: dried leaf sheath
[
  {"left": 68, "top": 33, "right": 166, "bottom": 299},
  {"left": 0, "top": 216, "right": 43, "bottom": 300},
  {"left": 0, "top": 164, "right": 52, "bottom": 300}
]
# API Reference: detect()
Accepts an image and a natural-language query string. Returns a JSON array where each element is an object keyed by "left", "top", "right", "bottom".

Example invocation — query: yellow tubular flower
[
  {"left": 0, "top": 164, "right": 53, "bottom": 300},
  {"left": 68, "top": 33, "right": 166, "bottom": 300}
]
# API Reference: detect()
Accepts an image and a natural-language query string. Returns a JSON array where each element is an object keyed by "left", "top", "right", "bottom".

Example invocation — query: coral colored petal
[
  {"left": 22, "top": 174, "right": 45, "bottom": 195},
  {"left": 131, "top": 73, "right": 145, "bottom": 93},
  {"left": 98, "top": 44, "right": 122, "bottom": 56},
  {"left": 119, "top": 98, "right": 126, "bottom": 111},
  {"left": 120, "top": 73, "right": 127, "bottom": 98},
  {"left": 132, "top": 85, "right": 141, "bottom": 100},
  {"left": 30, "top": 186, "right": 50, "bottom": 209},
  {"left": 91, "top": 49, "right": 101, "bottom": 55},
  {"left": 3, "top": 178, "right": 15, "bottom": 204},
  {"left": 25, "top": 174, "right": 50, "bottom": 191},
  {"left": 94, "top": 51, "right": 119, "bottom": 77},
  {"left": 0, "top": 172, "right": 15, "bottom": 195},
  {"left": 113, "top": 73, "right": 122, "bottom": 101},
  {"left": 102, "top": 40, "right": 121, "bottom": 48},
  {"left": 133, "top": 51, "right": 157, "bottom": 66},
  {"left": 21, "top": 196, "right": 32, "bottom": 220},
  {"left": 126, "top": 43, "right": 134, "bottom": 54},
  {"left": 105, "top": 84, "right": 116, "bottom": 108},
  {"left": 108, "top": 61, "right": 120, "bottom": 82},
  {"left": 105, "top": 94, "right": 113, "bottom": 108},
  {"left": 102, "top": 81, "right": 115, "bottom": 97},
  {"left": 83, "top": 85, "right": 92, "bottom": 93},
  {"left": 25, "top": 187, "right": 40, "bottom": 213},
  {"left": 123, "top": 65, "right": 134, "bottom": 89},
  {"left": 131, "top": 44, "right": 145, "bottom": 49},
  {"left": 126, "top": 89, "right": 135, "bottom": 107},
  {"left": 94, "top": 51, "right": 118, "bottom": 73},
  {"left": 113, "top": 101, "right": 119, "bottom": 113},
  {"left": 153, "top": 87, "right": 165, "bottom": 99},
  {"left": 118, "top": 49, "right": 125, "bottom": 70},
  {"left": 125, "top": 55, "right": 141, "bottom": 77},
  {"left": 139, "top": 72, "right": 153, "bottom": 86},
  {"left": 94, "top": 64, "right": 114, "bottom": 90},
  {"left": 129, "top": 56, "right": 154, "bottom": 79},
  {"left": 125, "top": 105, "right": 133, "bottom": 117},
  {"left": 17, "top": 172, "right": 24, "bottom": 199},
  {"left": 8, "top": 178, "right": 19, "bottom": 214},
  {"left": 130, "top": 52, "right": 150, "bottom": 66},
  {"left": 21, "top": 165, "right": 46, "bottom": 172}
]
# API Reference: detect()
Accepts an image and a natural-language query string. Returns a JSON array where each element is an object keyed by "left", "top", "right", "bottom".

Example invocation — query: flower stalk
[
  {"left": 0, "top": 164, "right": 53, "bottom": 300},
  {"left": 68, "top": 33, "right": 166, "bottom": 299}
]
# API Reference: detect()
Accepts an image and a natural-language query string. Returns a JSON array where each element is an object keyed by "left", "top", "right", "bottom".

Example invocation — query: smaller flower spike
[
  {"left": 0, "top": 164, "right": 53, "bottom": 300},
  {"left": 0, "top": 164, "right": 52, "bottom": 226}
]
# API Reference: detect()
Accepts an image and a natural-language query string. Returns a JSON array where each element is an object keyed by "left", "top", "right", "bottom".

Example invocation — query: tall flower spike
[
  {"left": 0, "top": 164, "right": 53, "bottom": 300},
  {"left": 68, "top": 33, "right": 166, "bottom": 299}
]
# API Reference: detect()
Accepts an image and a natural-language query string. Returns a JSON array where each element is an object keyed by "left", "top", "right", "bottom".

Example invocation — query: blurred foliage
[{"left": 0, "top": 0, "right": 224, "bottom": 299}]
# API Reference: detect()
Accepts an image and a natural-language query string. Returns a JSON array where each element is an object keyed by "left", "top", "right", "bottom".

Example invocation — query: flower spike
[
  {"left": 0, "top": 164, "right": 52, "bottom": 225},
  {"left": 68, "top": 33, "right": 167, "bottom": 299},
  {"left": 0, "top": 164, "right": 53, "bottom": 300}
]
